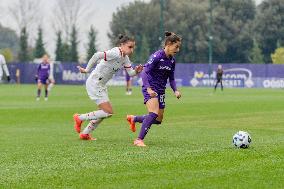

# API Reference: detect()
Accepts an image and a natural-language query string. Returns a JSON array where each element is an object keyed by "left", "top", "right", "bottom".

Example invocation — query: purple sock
[
  {"left": 134, "top": 115, "right": 146, "bottom": 123},
  {"left": 37, "top": 89, "right": 41, "bottom": 97},
  {"left": 138, "top": 112, "right": 158, "bottom": 140},
  {"left": 134, "top": 115, "right": 161, "bottom": 125}
]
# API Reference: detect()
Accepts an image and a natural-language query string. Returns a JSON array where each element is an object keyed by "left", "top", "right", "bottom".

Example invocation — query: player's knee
[
  {"left": 96, "top": 109, "right": 113, "bottom": 119},
  {"left": 104, "top": 110, "right": 113, "bottom": 117},
  {"left": 158, "top": 114, "right": 163, "bottom": 121},
  {"left": 90, "top": 120, "right": 97, "bottom": 124},
  {"left": 154, "top": 115, "right": 163, "bottom": 124}
]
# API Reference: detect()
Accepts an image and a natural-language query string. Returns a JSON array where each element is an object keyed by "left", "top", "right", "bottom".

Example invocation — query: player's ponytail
[
  {"left": 165, "top": 31, "right": 172, "bottom": 37},
  {"left": 117, "top": 34, "right": 135, "bottom": 45},
  {"left": 164, "top": 31, "right": 182, "bottom": 46},
  {"left": 118, "top": 34, "right": 124, "bottom": 40}
]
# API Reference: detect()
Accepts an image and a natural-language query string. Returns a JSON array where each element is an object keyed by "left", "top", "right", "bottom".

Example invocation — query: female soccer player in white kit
[
  {"left": 0, "top": 54, "right": 10, "bottom": 83},
  {"left": 73, "top": 34, "right": 143, "bottom": 140},
  {"left": 47, "top": 60, "right": 55, "bottom": 92}
]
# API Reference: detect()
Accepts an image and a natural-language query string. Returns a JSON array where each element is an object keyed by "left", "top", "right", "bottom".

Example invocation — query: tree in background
[
  {"left": 52, "top": 0, "right": 96, "bottom": 62},
  {"left": 0, "top": 24, "right": 19, "bottom": 56},
  {"left": 0, "top": 48, "right": 14, "bottom": 63},
  {"left": 108, "top": 1, "right": 160, "bottom": 63},
  {"left": 18, "top": 27, "right": 29, "bottom": 62},
  {"left": 211, "top": 0, "right": 256, "bottom": 63},
  {"left": 69, "top": 25, "right": 79, "bottom": 62},
  {"left": 129, "top": 34, "right": 150, "bottom": 63},
  {"left": 8, "top": 0, "right": 41, "bottom": 51},
  {"left": 8, "top": 0, "right": 40, "bottom": 31},
  {"left": 271, "top": 47, "right": 284, "bottom": 64},
  {"left": 131, "top": 34, "right": 141, "bottom": 63},
  {"left": 140, "top": 35, "right": 150, "bottom": 63},
  {"left": 61, "top": 43, "right": 70, "bottom": 62},
  {"left": 55, "top": 31, "right": 64, "bottom": 61},
  {"left": 108, "top": 0, "right": 256, "bottom": 63},
  {"left": 249, "top": 39, "right": 264, "bottom": 64},
  {"left": 86, "top": 26, "right": 98, "bottom": 61},
  {"left": 255, "top": 0, "right": 284, "bottom": 63},
  {"left": 33, "top": 27, "right": 46, "bottom": 58},
  {"left": 52, "top": 0, "right": 94, "bottom": 42},
  {"left": 164, "top": 0, "right": 208, "bottom": 63}
]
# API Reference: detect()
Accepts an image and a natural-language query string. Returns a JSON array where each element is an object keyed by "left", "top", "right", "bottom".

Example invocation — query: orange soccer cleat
[
  {"left": 73, "top": 113, "right": 83, "bottom": 133},
  {"left": 126, "top": 115, "right": 136, "bottom": 132},
  {"left": 133, "top": 138, "right": 146, "bottom": 147},
  {"left": 79, "top": 133, "right": 97, "bottom": 141}
]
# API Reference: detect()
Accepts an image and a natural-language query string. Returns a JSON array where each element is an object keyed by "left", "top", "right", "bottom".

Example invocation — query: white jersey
[
  {"left": 0, "top": 54, "right": 10, "bottom": 80},
  {"left": 87, "top": 47, "right": 132, "bottom": 86},
  {"left": 49, "top": 61, "right": 55, "bottom": 80},
  {"left": 84, "top": 47, "right": 137, "bottom": 104}
]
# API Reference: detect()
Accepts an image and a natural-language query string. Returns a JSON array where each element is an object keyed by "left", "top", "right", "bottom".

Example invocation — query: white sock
[
  {"left": 79, "top": 110, "right": 111, "bottom": 121},
  {"left": 82, "top": 119, "right": 103, "bottom": 134},
  {"left": 47, "top": 83, "right": 54, "bottom": 91}
]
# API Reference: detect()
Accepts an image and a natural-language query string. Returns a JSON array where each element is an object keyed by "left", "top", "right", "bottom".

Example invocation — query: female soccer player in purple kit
[
  {"left": 36, "top": 54, "right": 50, "bottom": 101},
  {"left": 127, "top": 31, "right": 182, "bottom": 147}
]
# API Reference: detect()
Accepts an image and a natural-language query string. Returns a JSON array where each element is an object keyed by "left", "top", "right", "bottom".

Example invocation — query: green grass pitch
[{"left": 0, "top": 84, "right": 283, "bottom": 188}]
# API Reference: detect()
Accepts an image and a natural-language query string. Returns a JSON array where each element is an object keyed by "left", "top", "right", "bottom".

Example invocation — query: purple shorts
[
  {"left": 38, "top": 77, "right": 49, "bottom": 84},
  {"left": 142, "top": 87, "right": 165, "bottom": 109},
  {"left": 125, "top": 72, "right": 131, "bottom": 82}
]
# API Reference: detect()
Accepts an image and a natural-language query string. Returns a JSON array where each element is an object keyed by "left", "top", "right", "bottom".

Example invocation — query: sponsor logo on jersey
[
  {"left": 113, "top": 67, "right": 120, "bottom": 72},
  {"left": 147, "top": 58, "right": 154, "bottom": 64},
  {"left": 159, "top": 65, "right": 171, "bottom": 70},
  {"left": 41, "top": 65, "right": 49, "bottom": 69}
]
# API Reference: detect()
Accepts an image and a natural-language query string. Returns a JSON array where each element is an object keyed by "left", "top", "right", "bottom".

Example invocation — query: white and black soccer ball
[{"left": 232, "top": 131, "right": 252, "bottom": 148}]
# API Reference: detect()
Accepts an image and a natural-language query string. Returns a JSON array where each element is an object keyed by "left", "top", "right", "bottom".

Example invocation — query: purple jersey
[
  {"left": 142, "top": 49, "right": 176, "bottom": 93},
  {"left": 37, "top": 62, "right": 50, "bottom": 79}
]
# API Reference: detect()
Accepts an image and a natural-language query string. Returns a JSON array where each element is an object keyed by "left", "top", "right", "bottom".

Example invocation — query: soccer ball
[{"left": 232, "top": 131, "right": 252, "bottom": 148}]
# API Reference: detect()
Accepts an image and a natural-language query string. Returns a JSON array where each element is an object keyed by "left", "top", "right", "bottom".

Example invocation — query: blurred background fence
[{"left": 7, "top": 63, "right": 284, "bottom": 88}]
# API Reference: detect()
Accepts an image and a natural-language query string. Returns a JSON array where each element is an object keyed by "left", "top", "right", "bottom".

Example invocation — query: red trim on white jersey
[
  {"left": 124, "top": 65, "right": 132, "bottom": 68},
  {"left": 104, "top": 52, "right": 107, "bottom": 61},
  {"left": 118, "top": 48, "right": 123, "bottom": 57}
]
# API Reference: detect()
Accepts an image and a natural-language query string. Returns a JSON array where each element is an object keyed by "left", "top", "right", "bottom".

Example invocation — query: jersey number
[{"left": 159, "top": 94, "right": 165, "bottom": 105}]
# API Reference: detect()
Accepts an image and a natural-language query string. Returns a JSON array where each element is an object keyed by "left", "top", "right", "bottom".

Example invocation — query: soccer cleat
[
  {"left": 126, "top": 115, "right": 136, "bottom": 132},
  {"left": 79, "top": 133, "right": 97, "bottom": 141},
  {"left": 73, "top": 113, "right": 83, "bottom": 133},
  {"left": 44, "top": 97, "right": 48, "bottom": 101},
  {"left": 133, "top": 139, "right": 146, "bottom": 147},
  {"left": 36, "top": 97, "right": 40, "bottom": 101}
]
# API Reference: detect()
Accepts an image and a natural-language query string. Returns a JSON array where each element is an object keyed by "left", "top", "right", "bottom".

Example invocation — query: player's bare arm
[
  {"left": 174, "top": 90, "right": 181, "bottom": 99},
  {"left": 77, "top": 66, "right": 88, "bottom": 73},
  {"left": 135, "top": 64, "right": 143, "bottom": 73}
]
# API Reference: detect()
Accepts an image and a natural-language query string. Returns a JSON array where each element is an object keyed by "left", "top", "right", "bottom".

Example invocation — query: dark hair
[
  {"left": 117, "top": 34, "right": 135, "bottom": 45},
  {"left": 164, "top": 31, "right": 182, "bottom": 46}
]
